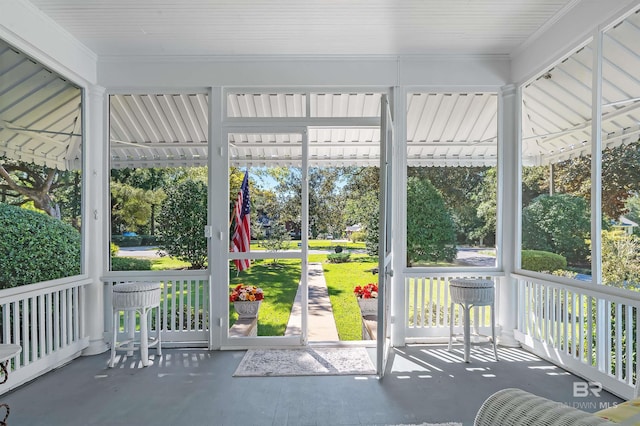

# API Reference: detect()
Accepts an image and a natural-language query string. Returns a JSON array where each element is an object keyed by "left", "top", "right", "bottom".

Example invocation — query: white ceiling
[{"left": 26, "top": 0, "right": 576, "bottom": 57}]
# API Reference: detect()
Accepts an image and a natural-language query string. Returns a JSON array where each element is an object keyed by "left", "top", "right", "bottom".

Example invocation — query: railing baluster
[
  {"left": 12, "top": 302, "right": 20, "bottom": 366},
  {"left": 616, "top": 303, "right": 623, "bottom": 380},
  {"left": 179, "top": 280, "right": 185, "bottom": 331},
  {"left": 38, "top": 294, "right": 45, "bottom": 358},
  {"left": 444, "top": 278, "right": 450, "bottom": 330},
  {"left": 427, "top": 278, "right": 433, "bottom": 328},
  {"left": 435, "top": 276, "right": 442, "bottom": 327},
  {"left": 635, "top": 306, "right": 640, "bottom": 393},
  {"left": 162, "top": 281, "right": 168, "bottom": 332},
  {"left": 579, "top": 293, "right": 586, "bottom": 363},
  {"left": 415, "top": 278, "right": 424, "bottom": 327},
  {"left": 73, "top": 286, "right": 80, "bottom": 342},
  {"left": 626, "top": 304, "right": 632, "bottom": 384},
  {"left": 60, "top": 290, "right": 68, "bottom": 348},
  {"left": 53, "top": 291, "right": 60, "bottom": 350},
  {"left": 46, "top": 293, "right": 53, "bottom": 355},
  {"left": 411, "top": 280, "right": 424, "bottom": 328},
  {"left": 20, "top": 300, "right": 28, "bottom": 365},
  {"left": 606, "top": 302, "right": 612, "bottom": 375},
  {"left": 171, "top": 280, "right": 177, "bottom": 331},
  {"left": 193, "top": 279, "right": 198, "bottom": 331}
]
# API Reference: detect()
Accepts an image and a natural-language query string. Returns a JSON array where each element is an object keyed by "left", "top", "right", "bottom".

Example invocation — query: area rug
[{"left": 233, "top": 347, "right": 376, "bottom": 377}]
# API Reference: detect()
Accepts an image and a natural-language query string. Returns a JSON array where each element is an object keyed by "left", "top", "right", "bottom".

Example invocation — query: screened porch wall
[{"left": 2, "top": 0, "right": 640, "bottom": 401}]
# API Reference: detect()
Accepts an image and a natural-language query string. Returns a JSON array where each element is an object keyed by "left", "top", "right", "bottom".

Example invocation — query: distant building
[
  {"left": 345, "top": 223, "right": 362, "bottom": 238},
  {"left": 614, "top": 216, "right": 638, "bottom": 235}
]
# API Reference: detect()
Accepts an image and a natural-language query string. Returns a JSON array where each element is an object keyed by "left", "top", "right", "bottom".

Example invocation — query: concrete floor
[{"left": 0, "top": 345, "right": 622, "bottom": 426}]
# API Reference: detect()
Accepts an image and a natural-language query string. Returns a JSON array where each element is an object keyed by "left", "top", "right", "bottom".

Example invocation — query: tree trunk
[{"left": 0, "top": 164, "right": 59, "bottom": 217}]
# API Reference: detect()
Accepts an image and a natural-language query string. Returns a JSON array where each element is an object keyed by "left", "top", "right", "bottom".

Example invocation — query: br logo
[{"left": 573, "top": 381, "right": 602, "bottom": 397}]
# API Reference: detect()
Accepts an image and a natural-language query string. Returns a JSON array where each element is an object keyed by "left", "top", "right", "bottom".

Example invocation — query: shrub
[
  {"left": 334, "top": 245, "right": 343, "bottom": 253},
  {"left": 522, "top": 194, "right": 590, "bottom": 264},
  {"left": 0, "top": 202, "right": 81, "bottom": 288},
  {"left": 139, "top": 235, "right": 157, "bottom": 246},
  {"left": 327, "top": 253, "right": 351, "bottom": 263},
  {"left": 111, "top": 235, "right": 143, "bottom": 247},
  {"left": 111, "top": 257, "right": 152, "bottom": 271},
  {"left": 521, "top": 250, "right": 567, "bottom": 272},
  {"left": 600, "top": 229, "right": 640, "bottom": 288},
  {"left": 406, "top": 177, "right": 457, "bottom": 264},
  {"left": 350, "top": 231, "right": 365, "bottom": 243},
  {"left": 156, "top": 180, "right": 208, "bottom": 269},
  {"left": 110, "top": 242, "right": 119, "bottom": 256}
]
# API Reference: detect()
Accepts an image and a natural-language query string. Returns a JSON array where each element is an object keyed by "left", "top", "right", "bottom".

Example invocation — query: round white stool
[
  {"left": 448, "top": 278, "right": 498, "bottom": 362},
  {"left": 109, "top": 282, "right": 162, "bottom": 367}
]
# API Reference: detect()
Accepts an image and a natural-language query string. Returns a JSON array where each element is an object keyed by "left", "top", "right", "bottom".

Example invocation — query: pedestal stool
[
  {"left": 448, "top": 278, "right": 498, "bottom": 363},
  {"left": 109, "top": 282, "right": 162, "bottom": 367}
]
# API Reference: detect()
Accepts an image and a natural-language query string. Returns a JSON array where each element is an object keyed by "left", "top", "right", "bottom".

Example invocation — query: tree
[
  {"left": 553, "top": 141, "right": 640, "bottom": 220},
  {"left": 260, "top": 166, "right": 348, "bottom": 239},
  {"left": 342, "top": 167, "right": 379, "bottom": 255},
  {"left": 408, "top": 166, "right": 493, "bottom": 246},
  {"left": 110, "top": 182, "right": 166, "bottom": 234},
  {"left": 522, "top": 166, "right": 549, "bottom": 206},
  {"left": 406, "top": 176, "right": 457, "bottom": 264},
  {"left": 0, "top": 160, "right": 70, "bottom": 219},
  {"left": 600, "top": 229, "right": 640, "bottom": 289},
  {"left": 111, "top": 167, "right": 182, "bottom": 235},
  {"left": 259, "top": 220, "right": 291, "bottom": 264},
  {"left": 470, "top": 168, "right": 497, "bottom": 246},
  {"left": 156, "top": 180, "right": 208, "bottom": 269},
  {"left": 522, "top": 194, "right": 590, "bottom": 264}
]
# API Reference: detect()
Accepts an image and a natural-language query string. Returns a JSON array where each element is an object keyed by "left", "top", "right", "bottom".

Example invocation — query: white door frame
[{"left": 377, "top": 93, "right": 394, "bottom": 376}]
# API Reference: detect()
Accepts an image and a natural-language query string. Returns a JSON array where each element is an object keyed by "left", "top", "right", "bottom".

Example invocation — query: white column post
[
  {"left": 496, "top": 83, "right": 520, "bottom": 347},
  {"left": 209, "top": 86, "right": 225, "bottom": 350},
  {"left": 391, "top": 85, "right": 406, "bottom": 347},
  {"left": 82, "top": 85, "right": 109, "bottom": 355}
]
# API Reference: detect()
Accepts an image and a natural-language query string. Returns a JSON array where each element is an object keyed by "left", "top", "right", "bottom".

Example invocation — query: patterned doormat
[{"left": 233, "top": 347, "right": 376, "bottom": 377}]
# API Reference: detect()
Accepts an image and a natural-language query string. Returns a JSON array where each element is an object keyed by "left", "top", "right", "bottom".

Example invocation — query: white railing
[
  {"left": 0, "top": 278, "right": 90, "bottom": 395},
  {"left": 514, "top": 273, "right": 640, "bottom": 399},
  {"left": 103, "top": 271, "right": 209, "bottom": 345},
  {"left": 404, "top": 271, "right": 502, "bottom": 342}
]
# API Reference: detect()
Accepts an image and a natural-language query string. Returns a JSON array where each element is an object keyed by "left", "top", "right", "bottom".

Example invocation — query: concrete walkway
[{"left": 285, "top": 262, "right": 340, "bottom": 341}]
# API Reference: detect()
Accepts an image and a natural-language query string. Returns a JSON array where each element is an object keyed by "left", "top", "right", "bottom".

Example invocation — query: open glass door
[
  {"left": 377, "top": 94, "right": 394, "bottom": 376},
  {"left": 224, "top": 129, "right": 308, "bottom": 348}
]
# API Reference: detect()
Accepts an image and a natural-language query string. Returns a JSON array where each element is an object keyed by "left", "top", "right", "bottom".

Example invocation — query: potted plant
[
  {"left": 353, "top": 283, "right": 378, "bottom": 315},
  {"left": 230, "top": 284, "right": 264, "bottom": 318}
]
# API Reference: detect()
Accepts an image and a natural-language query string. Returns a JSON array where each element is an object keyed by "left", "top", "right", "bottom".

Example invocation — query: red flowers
[
  {"left": 354, "top": 283, "right": 378, "bottom": 299},
  {"left": 230, "top": 284, "right": 264, "bottom": 302}
]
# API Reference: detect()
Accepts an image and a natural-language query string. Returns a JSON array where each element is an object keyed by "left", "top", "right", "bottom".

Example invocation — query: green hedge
[
  {"left": 111, "top": 257, "right": 152, "bottom": 271},
  {"left": 327, "top": 253, "right": 351, "bottom": 263},
  {"left": 111, "top": 235, "right": 157, "bottom": 247},
  {"left": 0, "top": 203, "right": 81, "bottom": 288},
  {"left": 521, "top": 249, "right": 567, "bottom": 273}
]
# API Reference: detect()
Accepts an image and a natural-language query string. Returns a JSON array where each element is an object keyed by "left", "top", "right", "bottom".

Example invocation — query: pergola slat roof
[{"left": 1, "top": 9, "right": 640, "bottom": 170}]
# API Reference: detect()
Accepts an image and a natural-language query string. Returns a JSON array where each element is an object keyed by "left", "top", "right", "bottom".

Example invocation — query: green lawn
[
  {"left": 320, "top": 254, "right": 378, "bottom": 340},
  {"left": 151, "top": 257, "right": 191, "bottom": 270},
  {"left": 250, "top": 239, "right": 366, "bottom": 251},
  {"left": 229, "top": 259, "right": 301, "bottom": 336}
]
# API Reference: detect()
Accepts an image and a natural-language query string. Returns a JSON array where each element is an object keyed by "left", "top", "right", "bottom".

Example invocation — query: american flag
[{"left": 231, "top": 171, "right": 251, "bottom": 271}]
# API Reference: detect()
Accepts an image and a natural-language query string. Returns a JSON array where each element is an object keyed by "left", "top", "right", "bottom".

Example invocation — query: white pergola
[
  {"left": 2, "top": 0, "right": 640, "bottom": 398},
  {"left": 1, "top": 4, "right": 639, "bottom": 170}
]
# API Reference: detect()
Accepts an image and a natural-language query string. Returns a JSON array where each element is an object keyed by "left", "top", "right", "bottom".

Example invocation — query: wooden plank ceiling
[{"left": 27, "top": 0, "right": 575, "bottom": 57}]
